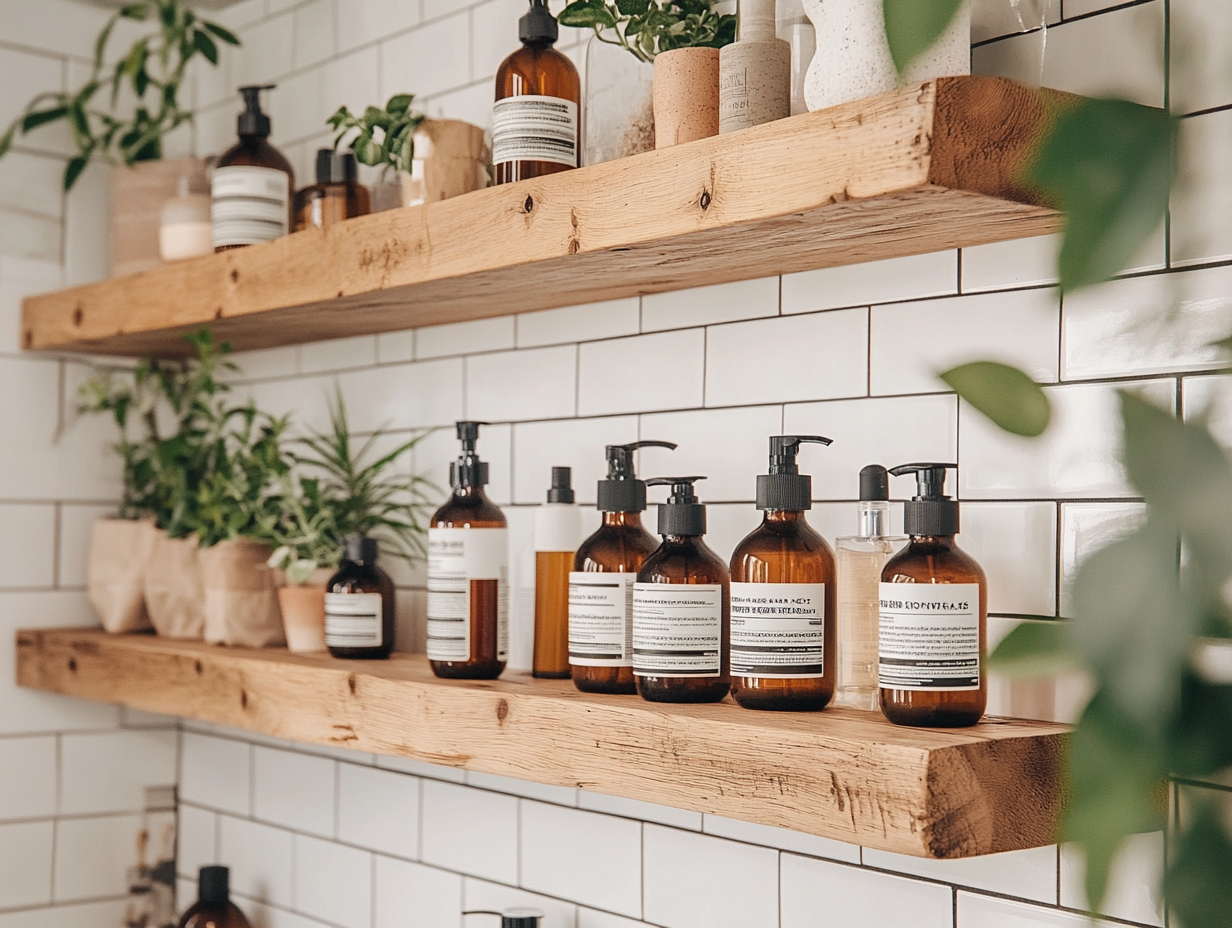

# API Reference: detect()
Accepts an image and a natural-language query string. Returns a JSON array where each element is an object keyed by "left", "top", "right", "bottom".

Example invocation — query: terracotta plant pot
[
  {"left": 87, "top": 517, "right": 157, "bottom": 633},
  {"left": 653, "top": 47, "right": 721, "bottom": 149},
  {"left": 199, "top": 539, "right": 284, "bottom": 648},
  {"left": 372, "top": 118, "right": 490, "bottom": 211},
  {"left": 144, "top": 529, "right": 205, "bottom": 639},
  {"left": 277, "top": 567, "right": 334, "bottom": 653}
]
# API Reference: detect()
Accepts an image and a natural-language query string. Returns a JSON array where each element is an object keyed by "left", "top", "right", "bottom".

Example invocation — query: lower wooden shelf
[{"left": 16, "top": 627, "right": 1068, "bottom": 859}]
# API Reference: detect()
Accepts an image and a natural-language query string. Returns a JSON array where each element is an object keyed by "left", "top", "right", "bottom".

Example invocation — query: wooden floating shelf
[
  {"left": 17, "top": 627, "right": 1069, "bottom": 859},
  {"left": 23, "top": 76, "right": 1065, "bottom": 358}
]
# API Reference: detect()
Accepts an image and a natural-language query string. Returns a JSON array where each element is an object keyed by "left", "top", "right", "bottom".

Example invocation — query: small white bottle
[
  {"left": 159, "top": 176, "right": 212, "bottom": 262},
  {"left": 533, "top": 467, "right": 580, "bottom": 678}
]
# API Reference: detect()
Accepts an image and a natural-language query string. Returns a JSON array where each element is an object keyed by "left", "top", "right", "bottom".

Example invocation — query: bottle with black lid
[
  {"left": 212, "top": 85, "right": 294, "bottom": 251},
  {"left": 570, "top": 441, "right": 677, "bottom": 694},
  {"left": 633, "top": 476, "right": 731, "bottom": 703},
  {"left": 178, "top": 866, "right": 251, "bottom": 928},
  {"left": 463, "top": 908, "right": 544, "bottom": 927},
  {"left": 533, "top": 466, "right": 580, "bottom": 679},
  {"left": 325, "top": 535, "right": 396, "bottom": 659},
  {"left": 729, "top": 436, "right": 836, "bottom": 711},
  {"left": 879, "top": 463, "right": 987, "bottom": 728},
  {"left": 293, "top": 148, "right": 371, "bottom": 232}
]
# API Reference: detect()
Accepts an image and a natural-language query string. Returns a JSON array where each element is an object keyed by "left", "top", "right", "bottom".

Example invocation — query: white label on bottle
[
  {"left": 426, "top": 527, "right": 509, "bottom": 662},
  {"left": 730, "top": 582, "right": 825, "bottom": 679},
  {"left": 632, "top": 583, "right": 723, "bottom": 677},
  {"left": 878, "top": 583, "right": 981, "bottom": 691},
  {"left": 324, "top": 592, "right": 384, "bottom": 648},
  {"left": 492, "top": 95, "right": 578, "bottom": 167},
  {"left": 568, "top": 572, "right": 635, "bottom": 667},
  {"left": 211, "top": 165, "right": 289, "bottom": 247}
]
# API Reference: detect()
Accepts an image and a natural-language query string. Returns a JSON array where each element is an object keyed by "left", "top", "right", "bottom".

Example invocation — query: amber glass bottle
[
  {"left": 428, "top": 422, "right": 508, "bottom": 680},
  {"left": 533, "top": 467, "right": 580, "bottom": 678},
  {"left": 730, "top": 436, "right": 836, "bottom": 711},
  {"left": 634, "top": 477, "right": 731, "bottom": 703},
  {"left": 879, "top": 463, "right": 987, "bottom": 728},
  {"left": 571, "top": 441, "right": 677, "bottom": 694},
  {"left": 213, "top": 85, "right": 294, "bottom": 251},
  {"left": 493, "top": 0, "right": 581, "bottom": 184},
  {"left": 179, "top": 866, "right": 252, "bottom": 928},
  {"left": 325, "top": 535, "right": 396, "bottom": 659},
  {"left": 293, "top": 149, "right": 371, "bottom": 232}
]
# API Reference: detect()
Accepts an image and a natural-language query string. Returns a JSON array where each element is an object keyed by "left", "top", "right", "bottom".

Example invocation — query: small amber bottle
[
  {"left": 179, "top": 866, "right": 252, "bottom": 928},
  {"left": 212, "top": 85, "right": 294, "bottom": 251},
  {"left": 493, "top": 0, "right": 581, "bottom": 184},
  {"left": 879, "top": 463, "right": 988, "bottom": 728},
  {"left": 634, "top": 477, "right": 731, "bottom": 703},
  {"left": 293, "top": 149, "right": 371, "bottom": 232},
  {"left": 533, "top": 467, "right": 580, "bottom": 678},
  {"left": 571, "top": 441, "right": 677, "bottom": 694},
  {"left": 730, "top": 436, "right": 836, "bottom": 711},
  {"left": 325, "top": 535, "right": 396, "bottom": 659},
  {"left": 428, "top": 422, "right": 509, "bottom": 680}
]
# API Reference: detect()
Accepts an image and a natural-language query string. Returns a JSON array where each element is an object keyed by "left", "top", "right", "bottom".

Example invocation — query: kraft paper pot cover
[
  {"left": 87, "top": 517, "right": 157, "bottom": 633},
  {"left": 143, "top": 529, "right": 205, "bottom": 639},
  {"left": 200, "top": 539, "right": 285, "bottom": 648}
]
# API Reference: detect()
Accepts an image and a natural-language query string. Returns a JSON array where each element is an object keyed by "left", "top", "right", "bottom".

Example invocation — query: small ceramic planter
[
  {"left": 653, "top": 47, "right": 721, "bottom": 148},
  {"left": 277, "top": 568, "right": 334, "bottom": 653},
  {"left": 87, "top": 517, "right": 156, "bottom": 633}
]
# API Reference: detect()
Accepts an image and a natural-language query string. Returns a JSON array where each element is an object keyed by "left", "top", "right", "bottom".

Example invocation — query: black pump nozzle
[
  {"left": 237, "top": 84, "right": 274, "bottom": 137},
  {"left": 598, "top": 441, "right": 677, "bottom": 512},
  {"left": 451, "top": 421, "right": 490, "bottom": 489},
  {"left": 757, "top": 435, "right": 833, "bottom": 511},
  {"left": 343, "top": 534, "right": 379, "bottom": 564},
  {"left": 646, "top": 476, "right": 707, "bottom": 536},
  {"left": 860, "top": 464, "right": 890, "bottom": 501},
  {"left": 519, "top": 0, "right": 558, "bottom": 45},
  {"left": 198, "top": 865, "right": 230, "bottom": 907},
  {"left": 547, "top": 466, "right": 574, "bottom": 504},
  {"left": 890, "top": 463, "right": 959, "bottom": 536},
  {"left": 463, "top": 908, "right": 545, "bottom": 928}
]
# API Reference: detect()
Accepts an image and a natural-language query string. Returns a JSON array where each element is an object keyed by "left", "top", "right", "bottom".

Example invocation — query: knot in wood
[
  {"left": 194, "top": 660, "right": 204, "bottom": 674},
  {"left": 523, "top": 195, "right": 534, "bottom": 214},
  {"left": 348, "top": 673, "right": 358, "bottom": 696},
  {"left": 73, "top": 305, "right": 84, "bottom": 327},
  {"left": 240, "top": 689, "right": 249, "bottom": 709},
  {"left": 230, "top": 269, "right": 240, "bottom": 283},
  {"left": 699, "top": 190, "right": 712, "bottom": 211},
  {"left": 496, "top": 698, "right": 509, "bottom": 722},
  {"left": 67, "top": 657, "right": 77, "bottom": 673}
]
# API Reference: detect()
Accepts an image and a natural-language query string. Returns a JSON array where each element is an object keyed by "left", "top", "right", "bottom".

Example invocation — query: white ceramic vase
[{"left": 802, "top": 0, "right": 970, "bottom": 111}]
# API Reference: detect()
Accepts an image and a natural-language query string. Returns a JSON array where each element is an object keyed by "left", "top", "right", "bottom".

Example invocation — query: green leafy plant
[
  {"left": 327, "top": 94, "right": 426, "bottom": 174},
  {"left": 0, "top": 0, "right": 239, "bottom": 190},
  {"left": 559, "top": 0, "right": 735, "bottom": 64}
]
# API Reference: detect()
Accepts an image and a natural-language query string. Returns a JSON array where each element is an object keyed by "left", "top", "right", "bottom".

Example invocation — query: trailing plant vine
[{"left": 558, "top": 0, "right": 735, "bottom": 63}]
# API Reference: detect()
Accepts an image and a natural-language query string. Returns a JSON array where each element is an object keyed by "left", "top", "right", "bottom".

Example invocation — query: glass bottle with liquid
[
  {"left": 293, "top": 149, "right": 371, "bottom": 232},
  {"left": 533, "top": 467, "right": 580, "bottom": 678},
  {"left": 178, "top": 867, "right": 252, "bottom": 928},
  {"left": 212, "top": 85, "right": 294, "bottom": 251},
  {"left": 325, "top": 535, "right": 395, "bottom": 659}
]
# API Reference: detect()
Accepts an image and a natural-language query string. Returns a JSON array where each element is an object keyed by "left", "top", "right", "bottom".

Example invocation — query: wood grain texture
[
  {"left": 23, "top": 76, "right": 1065, "bottom": 358},
  {"left": 16, "top": 627, "right": 1069, "bottom": 858}
]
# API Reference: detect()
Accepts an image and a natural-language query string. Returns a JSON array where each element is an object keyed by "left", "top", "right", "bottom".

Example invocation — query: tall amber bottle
[
  {"left": 570, "top": 441, "right": 677, "bottom": 694},
  {"left": 879, "top": 463, "right": 987, "bottom": 728},
  {"left": 493, "top": 0, "right": 581, "bottom": 184},
  {"left": 533, "top": 467, "right": 580, "bottom": 678},
  {"left": 634, "top": 477, "right": 731, "bottom": 703},
  {"left": 427, "top": 422, "right": 508, "bottom": 680},
  {"left": 212, "top": 85, "right": 294, "bottom": 251},
  {"left": 729, "top": 436, "right": 836, "bottom": 711}
]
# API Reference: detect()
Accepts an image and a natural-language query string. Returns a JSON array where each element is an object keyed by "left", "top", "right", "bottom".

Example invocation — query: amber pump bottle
[
  {"left": 293, "top": 149, "right": 371, "bottom": 232},
  {"left": 212, "top": 85, "right": 294, "bottom": 251},
  {"left": 533, "top": 467, "right": 580, "bottom": 678},
  {"left": 729, "top": 436, "right": 836, "bottom": 711},
  {"left": 879, "top": 463, "right": 987, "bottom": 728},
  {"left": 179, "top": 866, "right": 251, "bottom": 928},
  {"left": 325, "top": 535, "right": 395, "bottom": 659},
  {"left": 494, "top": 0, "right": 581, "bottom": 184},
  {"left": 428, "top": 422, "right": 509, "bottom": 679},
  {"left": 634, "top": 477, "right": 731, "bottom": 703},
  {"left": 570, "top": 441, "right": 677, "bottom": 694}
]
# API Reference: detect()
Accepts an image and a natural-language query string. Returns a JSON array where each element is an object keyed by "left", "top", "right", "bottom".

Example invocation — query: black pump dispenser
[
  {"left": 198, "top": 865, "right": 230, "bottom": 907},
  {"left": 860, "top": 464, "right": 890, "bottom": 502},
  {"left": 519, "top": 0, "right": 558, "bottom": 44},
  {"left": 315, "top": 148, "right": 358, "bottom": 183},
  {"left": 237, "top": 85, "right": 274, "bottom": 137},
  {"left": 547, "top": 466, "right": 574, "bottom": 503},
  {"left": 891, "top": 463, "right": 960, "bottom": 536},
  {"left": 450, "top": 421, "right": 490, "bottom": 489},
  {"left": 598, "top": 441, "right": 677, "bottom": 512},
  {"left": 756, "top": 435, "right": 832, "bottom": 511},
  {"left": 342, "top": 534, "right": 378, "bottom": 565},
  {"left": 647, "top": 476, "right": 707, "bottom": 536},
  {"left": 463, "top": 908, "right": 544, "bottom": 928}
]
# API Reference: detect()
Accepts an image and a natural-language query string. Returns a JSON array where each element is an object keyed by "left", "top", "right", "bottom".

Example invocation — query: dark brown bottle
[
  {"left": 879, "top": 464, "right": 987, "bottom": 728},
  {"left": 730, "top": 436, "right": 837, "bottom": 711},
  {"left": 213, "top": 85, "right": 294, "bottom": 251},
  {"left": 634, "top": 477, "right": 731, "bottom": 703},
  {"left": 533, "top": 467, "right": 580, "bottom": 679},
  {"left": 179, "top": 866, "right": 251, "bottom": 928},
  {"left": 428, "top": 422, "right": 508, "bottom": 680},
  {"left": 493, "top": 0, "right": 581, "bottom": 185},
  {"left": 325, "top": 535, "right": 396, "bottom": 659},
  {"left": 571, "top": 441, "right": 677, "bottom": 694},
  {"left": 293, "top": 149, "right": 371, "bottom": 232}
]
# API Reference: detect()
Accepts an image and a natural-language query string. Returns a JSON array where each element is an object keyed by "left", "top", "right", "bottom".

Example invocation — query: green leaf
[
  {"left": 988, "top": 620, "right": 1079, "bottom": 677},
  {"left": 0, "top": 123, "right": 15, "bottom": 159},
  {"left": 119, "top": 3, "right": 149, "bottom": 20},
  {"left": 1166, "top": 797, "right": 1232, "bottom": 928},
  {"left": 192, "top": 29, "right": 219, "bottom": 65},
  {"left": 385, "top": 93, "right": 414, "bottom": 115},
  {"left": 22, "top": 107, "right": 69, "bottom": 133},
  {"left": 882, "top": 0, "right": 966, "bottom": 74},
  {"left": 616, "top": 0, "right": 651, "bottom": 14},
  {"left": 94, "top": 18, "right": 117, "bottom": 69},
  {"left": 940, "top": 361, "right": 1051, "bottom": 437},
  {"left": 201, "top": 20, "right": 240, "bottom": 46},
  {"left": 1024, "top": 98, "right": 1177, "bottom": 294},
  {"left": 64, "top": 154, "right": 90, "bottom": 191}
]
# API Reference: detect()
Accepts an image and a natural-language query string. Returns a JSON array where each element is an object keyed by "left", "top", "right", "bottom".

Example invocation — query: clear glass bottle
[
  {"left": 325, "top": 535, "right": 395, "bottom": 659},
  {"left": 533, "top": 467, "right": 579, "bottom": 678}
]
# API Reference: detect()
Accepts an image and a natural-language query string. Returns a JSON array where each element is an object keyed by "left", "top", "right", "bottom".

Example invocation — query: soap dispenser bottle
[
  {"left": 213, "top": 85, "right": 294, "bottom": 251},
  {"left": 533, "top": 467, "right": 580, "bottom": 679},
  {"left": 879, "top": 463, "right": 987, "bottom": 728},
  {"left": 428, "top": 422, "right": 509, "bottom": 680},
  {"left": 729, "top": 436, "right": 836, "bottom": 711},
  {"left": 719, "top": 0, "right": 792, "bottom": 133},
  {"left": 570, "top": 441, "right": 677, "bottom": 694},
  {"left": 179, "top": 866, "right": 252, "bottom": 928},
  {"left": 325, "top": 535, "right": 396, "bottom": 659},
  {"left": 633, "top": 477, "right": 730, "bottom": 703}
]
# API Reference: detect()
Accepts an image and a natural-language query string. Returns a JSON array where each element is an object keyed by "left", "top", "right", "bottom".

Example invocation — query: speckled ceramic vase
[
  {"left": 803, "top": 0, "right": 970, "bottom": 111},
  {"left": 653, "top": 47, "right": 721, "bottom": 148}
]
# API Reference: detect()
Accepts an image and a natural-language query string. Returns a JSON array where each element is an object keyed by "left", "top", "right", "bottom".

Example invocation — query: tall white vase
[{"left": 803, "top": 0, "right": 970, "bottom": 111}]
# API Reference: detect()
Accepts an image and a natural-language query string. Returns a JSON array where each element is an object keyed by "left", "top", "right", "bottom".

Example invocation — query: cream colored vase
[
  {"left": 277, "top": 568, "right": 334, "bottom": 653},
  {"left": 653, "top": 47, "right": 721, "bottom": 148},
  {"left": 372, "top": 119, "right": 490, "bottom": 210},
  {"left": 144, "top": 529, "right": 205, "bottom": 639},
  {"left": 200, "top": 539, "right": 284, "bottom": 648},
  {"left": 87, "top": 517, "right": 157, "bottom": 633}
]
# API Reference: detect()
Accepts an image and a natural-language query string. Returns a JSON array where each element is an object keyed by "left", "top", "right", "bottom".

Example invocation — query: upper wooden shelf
[
  {"left": 23, "top": 76, "right": 1063, "bottom": 358},
  {"left": 17, "top": 627, "right": 1068, "bottom": 859}
]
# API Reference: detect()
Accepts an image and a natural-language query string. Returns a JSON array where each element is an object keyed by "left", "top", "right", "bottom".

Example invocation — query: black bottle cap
[
  {"left": 891, "top": 463, "right": 960, "bottom": 536},
  {"left": 520, "top": 0, "right": 558, "bottom": 45},
  {"left": 546, "top": 466, "right": 574, "bottom": 503},
  {"left": 860, "top": 464, "right": 890, "bottom": 501},
  {"left": 316, "top": 148, "right": 358, "bottom": 184},
  {"left": 502, "top": 908, "right": 545, "bottom": 928},
  {"left": 198, "top": 865, "right": 229, "bottom": 907},
  {"left": 450, "top": 421, "right": 490, "bottom": 489},
  {"left": 237, "top": 85, "right": 274, "bottom": 137},
  {"left": 597, "top": 441, "right": 677, "bottom": 512},
  {"left": 647, "top": 476, "right": 707, "bottom": 536},
  {"left": 343, "top": 534, "right": 379, "bottom": 564},
  {"left": 755, "top": 435, "right": 832, "bottom": 511}
]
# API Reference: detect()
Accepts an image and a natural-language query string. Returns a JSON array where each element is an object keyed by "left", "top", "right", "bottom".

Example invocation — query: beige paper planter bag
[
  {"left": 144, "top": 529, "right": 205, "bottom": 639},
  {"left": 87, "top": 518, "right": 157, "bottom": 633},
  {"left": 200, "top": 539, "right": 285, "bottom": 648}
]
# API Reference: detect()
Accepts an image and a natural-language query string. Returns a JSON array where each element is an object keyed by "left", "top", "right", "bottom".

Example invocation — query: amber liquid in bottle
[
  {"left": 494, "top": 44, "right": 580, "bottom": 185},
  {"left": 325, "top": 551, "right": 396, "bottom": 659},
  {"left": 533, "top": 550, "right": 573, "bottom": 678},
  {"left": 729, "top": 510, "right": 836, "bottom": 711},
  {"left": 879, "top": 535, "right": 987, "bottom": 727},
  {"left": 214, "top": 136, "right": 294, "bottom": 252},
  {"left": 293, "top": 183, "right": 370, "bottom": 232}
]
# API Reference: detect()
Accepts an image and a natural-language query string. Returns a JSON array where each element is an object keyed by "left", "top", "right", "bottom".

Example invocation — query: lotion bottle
[
  {"left": 212, "top": 85, "right": 294, "bottom": 251},
  {"left": 719, "top": 0, "right": 792, "bottom": 133},
  {"left": 633, "top": 476, "right": 730, "bottom": 703},
  {"left": 428, "top": 422, "right": 509, "bottom": 680},
  {"left": 879, "top": 463, "right": 987, "bottom": 728},
  {"left": 729, "top": 436, "right": 836, "bottom": 711},
  {"left": 533, "top": 467, "right": 580, "bottom": 678},
  {"left": 178, "top": 866, "right": 252, "bottom": 928},
  {"left": 325, "top": 535, "right": 395, "bottom": 659},
  {"left": 570, "top": 441, "right": 677, "bottom": 694}
]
